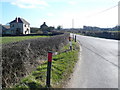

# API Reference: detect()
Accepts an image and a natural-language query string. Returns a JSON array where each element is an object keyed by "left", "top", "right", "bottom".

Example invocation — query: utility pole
[
  {"left": 118, "top": 1, "right": 120, "bottom": 26},
  {"left": 72, "top": 19, "right": 74, "bottom": 40},
  {"left": 72, "top": 19, "right": 74, "bottom": 30}
]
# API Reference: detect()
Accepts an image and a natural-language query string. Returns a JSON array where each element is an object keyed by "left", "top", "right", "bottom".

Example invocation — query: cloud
[{"left": 2, "top": 0, "right": 49, "bottom": 9}]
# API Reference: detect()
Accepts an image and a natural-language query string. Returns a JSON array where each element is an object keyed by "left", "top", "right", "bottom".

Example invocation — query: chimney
[{"left": 16, "top": 17, "right": 18, "bottom": 23}]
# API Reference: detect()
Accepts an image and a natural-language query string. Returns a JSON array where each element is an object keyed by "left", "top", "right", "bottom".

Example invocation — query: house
[
  {"left": 40, "top": 22, "right": 48, "bottom": 30},
  {"left": 40, "top": 22, "right": 49, "bottom": 34},
  {"left": 9, "top": 17, "right": 30, "bottom": 35}
]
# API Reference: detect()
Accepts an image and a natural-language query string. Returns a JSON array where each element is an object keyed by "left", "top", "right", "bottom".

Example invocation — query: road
[{"left": 66, "top": 34, "right": 118, "bottom": 88}]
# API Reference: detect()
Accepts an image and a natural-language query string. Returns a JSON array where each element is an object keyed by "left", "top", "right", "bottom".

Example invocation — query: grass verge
[{"left": 13, "top": 41, "right": 80, "bottom": 89}]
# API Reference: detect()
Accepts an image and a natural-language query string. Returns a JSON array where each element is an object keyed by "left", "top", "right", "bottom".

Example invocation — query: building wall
[{"left": 10, "top": 23, "right": 23, "bottom": 35}]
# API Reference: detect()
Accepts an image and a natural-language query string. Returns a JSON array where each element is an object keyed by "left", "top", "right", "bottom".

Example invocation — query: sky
[{"left": 1, "top": 0, "right": 119, "bottom": 28}]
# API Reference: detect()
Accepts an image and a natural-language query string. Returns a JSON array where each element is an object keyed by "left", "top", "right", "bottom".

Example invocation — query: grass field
[
  {"left": 14, "top": 41, "right": 79, "bottom": 88},
  {"left": 1, "top": 36, "right": 48, "bottom": 44}
]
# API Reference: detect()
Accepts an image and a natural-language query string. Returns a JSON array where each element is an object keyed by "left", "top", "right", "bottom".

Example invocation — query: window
[{"left": 25, "top": 24, "right": 26, "bottom": 27}]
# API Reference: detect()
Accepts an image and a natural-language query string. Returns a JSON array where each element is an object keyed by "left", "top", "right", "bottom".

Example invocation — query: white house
[{"left": 9, "top": 17, "right": 30, "bottom": 35}]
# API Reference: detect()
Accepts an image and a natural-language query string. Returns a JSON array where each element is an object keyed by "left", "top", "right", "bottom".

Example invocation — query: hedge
[{"left": 2, "top": 33, "right": 69, "bottom": 88}]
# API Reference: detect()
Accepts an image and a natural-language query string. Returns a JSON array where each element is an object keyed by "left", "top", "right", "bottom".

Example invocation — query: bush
[{"left": 2, "top": 33, "right": 69, "bottom": 88}]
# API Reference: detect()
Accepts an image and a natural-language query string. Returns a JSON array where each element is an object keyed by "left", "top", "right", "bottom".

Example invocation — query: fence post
[{"left": 46, "top": 51, "right": 52, "bottom": 88}]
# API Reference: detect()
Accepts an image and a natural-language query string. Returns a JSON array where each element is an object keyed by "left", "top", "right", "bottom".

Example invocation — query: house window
[{"left": 25, "top": 24, "right": 26, "bottom": 27}]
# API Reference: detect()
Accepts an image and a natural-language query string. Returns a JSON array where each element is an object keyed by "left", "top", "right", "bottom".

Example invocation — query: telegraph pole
[
  {"left": 72, "top": 19, "right": 74, "bottom": 40},
  {"left": 72, "top": 19, "right": 74, "bottom": 30},
  {"left": 118, "top": 1, "right": 120, "bottom": 26}
]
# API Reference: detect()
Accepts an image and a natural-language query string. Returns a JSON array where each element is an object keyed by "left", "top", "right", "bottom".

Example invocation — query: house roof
[{"left": 10, "top": 17, "right": 30, "bottom": 25}]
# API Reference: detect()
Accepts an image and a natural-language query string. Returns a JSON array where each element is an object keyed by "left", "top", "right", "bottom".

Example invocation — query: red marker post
[
  {"left": 69, "top": 36, "right": 72, "bottom": 50},
  {"left": 46, "top": 51, "right": 52, "bottom": 87},
  {"left": 69, "top": 36, "right": 72, "bottom": 41}
]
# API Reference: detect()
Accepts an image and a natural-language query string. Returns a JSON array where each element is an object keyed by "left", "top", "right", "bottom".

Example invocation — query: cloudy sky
[{"left": 1, "top": 0, "right": 119, "bottom": 28}]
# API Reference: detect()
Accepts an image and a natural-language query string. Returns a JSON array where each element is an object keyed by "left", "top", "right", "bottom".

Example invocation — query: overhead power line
[
  {"left": 86, "top": 4, "right": 118, "bottom": 18},
  {"left": 99, "top": 5, "right": 117, "bottom": 14}
]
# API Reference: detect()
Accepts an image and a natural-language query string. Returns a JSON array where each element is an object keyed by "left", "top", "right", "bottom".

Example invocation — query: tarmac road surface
[{"left": 66, "top": 34, "right": 118, "bottom": 88}]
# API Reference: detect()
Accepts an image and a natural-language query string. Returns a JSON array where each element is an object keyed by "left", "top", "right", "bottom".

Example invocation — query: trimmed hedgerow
[
  {"left": 14, "top": 41, "right": 79, "bottom": 89},
  {"left": 2, "top": 33, "right": 69, "bottom": 88}
]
